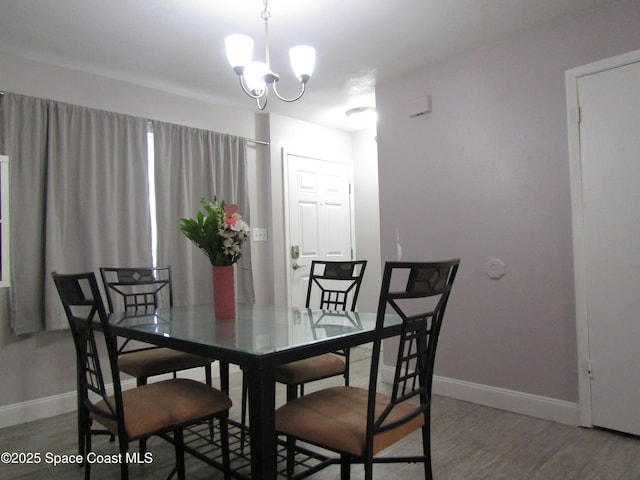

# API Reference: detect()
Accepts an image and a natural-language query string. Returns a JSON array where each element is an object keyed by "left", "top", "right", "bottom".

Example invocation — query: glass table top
[{"left": 108, "top": 302, "right": 400, "bottom": 357}]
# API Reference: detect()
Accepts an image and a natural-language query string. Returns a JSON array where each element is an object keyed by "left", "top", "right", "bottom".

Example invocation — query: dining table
[{"left": 106, "top": 302, "right": 403, "bottom": 479}]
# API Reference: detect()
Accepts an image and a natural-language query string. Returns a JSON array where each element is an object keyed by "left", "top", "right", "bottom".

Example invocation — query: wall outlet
[{"left": 252, "top": 227, "right": 268, "bottom": 242}]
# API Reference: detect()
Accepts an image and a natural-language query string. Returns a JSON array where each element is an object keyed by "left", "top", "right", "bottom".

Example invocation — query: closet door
[{"left": 578, "top": 60, "right": 640, "bottom": 435}]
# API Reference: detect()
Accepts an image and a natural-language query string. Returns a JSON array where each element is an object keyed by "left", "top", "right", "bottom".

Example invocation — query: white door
[
  {"left": 284, "top": 152, "right": 354, "bottom": 307},
  {"left": 577, "top": 60, "right": 640, "bottom": 435}
]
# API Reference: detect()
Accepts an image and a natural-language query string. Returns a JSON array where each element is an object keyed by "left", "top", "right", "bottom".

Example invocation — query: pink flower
[
  {"left": 225, "top": 204, "right": 239, "bottom": 227},
  {"left": 226, "top": 212, "right": 242, "bottom": 227}
]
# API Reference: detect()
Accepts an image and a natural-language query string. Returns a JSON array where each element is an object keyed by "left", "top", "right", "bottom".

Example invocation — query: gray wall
[
  {"left": 376, "top": 0, "right": 640, "bottom": 403},
  {"left": 352, "top": 128, "right": 382, "bottom": 313}
]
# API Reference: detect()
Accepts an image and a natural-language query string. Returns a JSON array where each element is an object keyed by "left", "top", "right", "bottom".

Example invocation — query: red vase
[{"left": 212, "top": 265, "right": 236, "bottom": 319}]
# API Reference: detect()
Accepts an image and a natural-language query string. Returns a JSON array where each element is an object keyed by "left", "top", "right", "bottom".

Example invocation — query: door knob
[{"left": 292, "top": 262, "right": 306, "bottom": 270}]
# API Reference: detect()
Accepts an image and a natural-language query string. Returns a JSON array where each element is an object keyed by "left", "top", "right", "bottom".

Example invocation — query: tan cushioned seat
[
  {"left": 93, "top": 378, "right": 232, "bottom": 440},
  {"left": 118, "top": 348, "right": 211, "bottom": 379},
  {"left": 274, "top": 353, "right": 345, "bottom": 385},
  {"left": 275, "top": 386, "right": 424, "bottom": 457}
]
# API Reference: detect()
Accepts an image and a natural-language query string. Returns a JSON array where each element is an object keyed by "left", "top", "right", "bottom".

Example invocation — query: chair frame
[
  {"left": 100, "top": 266, "right": 215, "bottom": 454},
  {"left": 240, "top": 260, "right": 367, "bottom": 438},
  {"left": 100, "top": 266, "right": 173, "bottom": 313},
  {"left": 52, "top": 272, "right": 231, "bottom": 480},
  {"left": 305, "top": 260, "right": 368, "bottom": 311},
  {"left": 276, "top": 259, "right": 460, "bottom": 480},
  {"left": 100, "top": 266, "right": 213, "bottom": 386},
  {"left": 298, "top": 259, "right": 368, "bottom": 393}
]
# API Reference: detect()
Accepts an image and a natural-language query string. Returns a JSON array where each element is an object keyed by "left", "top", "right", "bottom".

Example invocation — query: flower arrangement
[{"left": 179, "top": 197, "right": 250, "bottom": 266}]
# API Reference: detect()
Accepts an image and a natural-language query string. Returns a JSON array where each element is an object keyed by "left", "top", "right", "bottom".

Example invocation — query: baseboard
[
  {"left": 4, "top": 366, "right": 579, "bottom": 430},
  {"left": 0, "top": 365, "right": 235, "bottom": 429},
  {"left": 382, "top": 366, "right": 578, "bottom": 426},
  {"left": 0, "top": 377, "right": 136, "bottom": 430},
  {"left": 0, "top": 390, "right": 77, "bottom": 429}
]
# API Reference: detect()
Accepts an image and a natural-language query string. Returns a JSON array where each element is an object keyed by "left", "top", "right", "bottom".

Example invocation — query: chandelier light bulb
[
  {"left": 289, "top": 45, "right": 316, "bottom": 83},
  {"left": 243, "top": 61, "right": 269, "bottom": 96},
  {"left": 225, "top": 34, "right": 253, "bottom": 73}
]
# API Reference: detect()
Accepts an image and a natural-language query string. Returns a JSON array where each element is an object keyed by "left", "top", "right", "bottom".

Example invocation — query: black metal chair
[
  {"left": 99, "top": 266, "right": 213, "bottom": 388},
  {"left": 241, "top": 260, "right": 367, "bottom": 431},
  {"left": 52, "top": 271, "right": 232, "bottom": 480},
  {"left": 275, "top": 259, "right": 460, "bottom": 480},
  {"left": 100, "top": 266, "right": 216, "bottom": 454},
  {"left": 278, "top": 260, "right": 368, "bottom": 397}
]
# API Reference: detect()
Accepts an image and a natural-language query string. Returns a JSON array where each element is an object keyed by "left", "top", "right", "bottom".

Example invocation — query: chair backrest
[
  {"left": 51, "top": 272, "right": 123, "bottom": 428},
  {"left": 305, "top": 260, "right": 367, "bottom": 311},
  {"left": 366, "top": 260, "right": 460, "bottom": 445},
  {"left": 100, "top": 266, "right": 173, "bottom": 313}
]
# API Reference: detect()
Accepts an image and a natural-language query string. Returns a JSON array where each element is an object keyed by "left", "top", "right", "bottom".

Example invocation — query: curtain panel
[
  {"left": 152, "top": 121, "right": 255, "bottom": 306},
  {"left": 0, "top": 94, "right": 152, "bottom": 334}
]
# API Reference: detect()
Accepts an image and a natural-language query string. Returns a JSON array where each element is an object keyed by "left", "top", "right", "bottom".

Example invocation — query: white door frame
[
  {"left": 565, "top": 48, "right": 640, "bottom": 428},
  {"left": 282, "top": 148, "right": 357, "bottom": 306}
]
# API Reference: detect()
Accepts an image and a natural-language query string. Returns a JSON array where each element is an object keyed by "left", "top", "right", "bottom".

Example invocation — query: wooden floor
[{"left": 2, "top": 349, "right": 640, "bottom": 479}]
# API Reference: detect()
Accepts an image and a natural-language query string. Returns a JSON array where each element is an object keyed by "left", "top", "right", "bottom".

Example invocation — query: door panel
[
  {"left": 578, "top": 60, "right": 640, "bottom": 435},
  {"left": 326, "top": 202, "right": 350, "bottom": 256},
  {"left": 299, "top": 201, "right": 320, "bottom": 256}
]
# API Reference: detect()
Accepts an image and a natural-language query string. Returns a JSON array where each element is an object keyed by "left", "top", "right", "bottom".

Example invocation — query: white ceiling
[{"left": 0, "top": 0, "right": 618, "bottom": 132}]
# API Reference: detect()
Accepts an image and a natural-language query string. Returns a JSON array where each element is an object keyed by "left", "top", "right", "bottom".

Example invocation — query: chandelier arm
[
  {"left": 271, "top": 82, "right": 307, "bottom": 103},
  {"left": 256, "top": 92, "right": 268, "bottom": 111}
]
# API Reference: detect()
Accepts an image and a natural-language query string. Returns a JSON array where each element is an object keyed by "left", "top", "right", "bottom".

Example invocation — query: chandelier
[{"left": 225, "top": 0, "right": 316, "bottom": 111}]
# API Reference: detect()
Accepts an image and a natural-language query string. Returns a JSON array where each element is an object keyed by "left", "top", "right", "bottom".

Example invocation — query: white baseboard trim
[
  {"left": 0, "top": 390, "right": 77, "bottom": 429},
  {"left": 382, "top": 366, "right": 578, "bottom": 426},
  {"left": 0, "top": 365, "right": 237, "bottom": 429},
  {"left": 4, "top": 366, "right": 578, "bottom": 430},
  {"left": 0, "top": 377, "right": 137, "bottom": 430}
]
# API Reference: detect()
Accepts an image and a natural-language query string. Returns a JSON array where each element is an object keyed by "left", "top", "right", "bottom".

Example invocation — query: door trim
[
  {"left": 565, "top": 48, "right": 640, "bottom": 428},
  {"left": 282, "top": 148, "right": 356, "bottom": 306}
]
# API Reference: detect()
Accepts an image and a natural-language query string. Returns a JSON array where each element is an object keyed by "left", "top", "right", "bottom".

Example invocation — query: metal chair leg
[
  {"left": 422, "top": 416, "right": 433, "bottom": 480},
  {"left": 240, "top": 372, "right": 249, "bottom": 451},
  {"left": 340, "top": 454, "right": 351, "bottom": 480},
  {"left": 220, "top": 415, "right": 231, "bottom": 480},
  {"left": 173, "top": 428, "right": 186, "bottom": 480}
]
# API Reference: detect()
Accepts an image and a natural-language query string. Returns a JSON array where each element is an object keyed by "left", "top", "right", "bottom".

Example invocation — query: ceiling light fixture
[
  {"left": 346, "top": 107, "right": 378, "bottom": 127},
  {"left": 225, "top": 0, "right": 316, "bottom": 111}
]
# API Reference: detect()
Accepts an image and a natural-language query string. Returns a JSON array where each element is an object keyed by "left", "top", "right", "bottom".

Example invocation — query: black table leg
[{"left": 246, "top": 366, "right": 276, "bottom": 480}]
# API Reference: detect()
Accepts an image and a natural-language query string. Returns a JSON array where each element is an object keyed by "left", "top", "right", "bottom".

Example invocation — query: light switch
[{"left": 252, "top": 227, "right": 268, "bottom": 242}]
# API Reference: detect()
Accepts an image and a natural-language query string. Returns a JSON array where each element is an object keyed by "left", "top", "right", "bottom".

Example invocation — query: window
[{"left": 0, "top": 155, "right": 9, "bottom": 287}]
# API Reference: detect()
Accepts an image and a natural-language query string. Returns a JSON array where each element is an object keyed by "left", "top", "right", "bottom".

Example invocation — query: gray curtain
[
  {"left": 0, "top": 94, "right": 152, "bottom": 333},
  {"left": 152, "top": 121, "right": 254, "bottom": 306}
]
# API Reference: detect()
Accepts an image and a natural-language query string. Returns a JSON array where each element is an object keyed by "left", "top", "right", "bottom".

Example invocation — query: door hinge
[
  {"left": 349, "top": 183, "right": 352, "bottom": 195},
  {"left": 572, "top": 105, "right": 582, "bottom": 124},
  {"left": 587, "top": 359, "right": 593, "bottom": 379}
]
